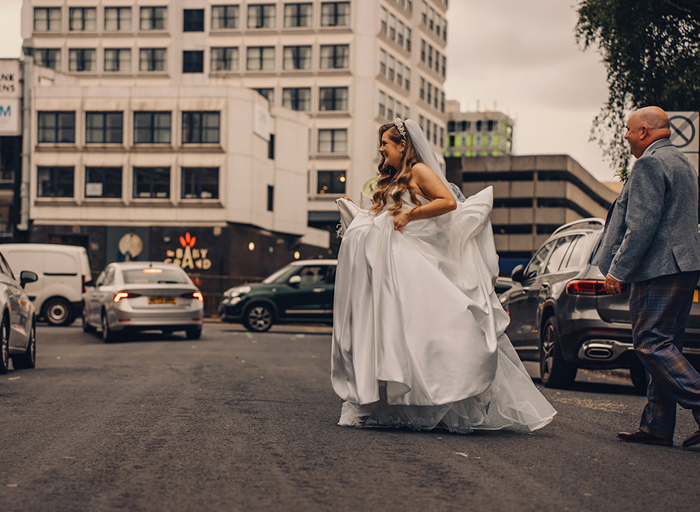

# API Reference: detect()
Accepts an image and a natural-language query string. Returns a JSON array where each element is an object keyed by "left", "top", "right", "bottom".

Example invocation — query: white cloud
[{"left": 445, "top": 1, "right": 616, "bottom": 182}]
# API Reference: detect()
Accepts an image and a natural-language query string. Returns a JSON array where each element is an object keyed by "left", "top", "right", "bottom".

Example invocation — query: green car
[{"left": 219, "top": 260, "right": 337, "bottom": 332}]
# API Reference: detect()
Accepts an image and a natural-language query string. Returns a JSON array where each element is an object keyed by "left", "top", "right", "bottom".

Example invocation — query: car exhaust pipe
[{"left": 578, "top": 340, "right": 633, "bottom": 361}]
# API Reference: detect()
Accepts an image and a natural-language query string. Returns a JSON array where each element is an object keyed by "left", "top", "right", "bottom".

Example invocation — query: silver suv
[{"left": 499, "top": 218, "right": 700, "bottom": 393}]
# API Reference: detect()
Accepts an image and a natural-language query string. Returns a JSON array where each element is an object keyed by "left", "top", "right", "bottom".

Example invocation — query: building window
[
  {"left": 182, "top": 168, "right": 219, "bottom": 199},
  {"left": 133, "top": 167, "right": 170, "bottom": 198},
  {"left": 395, "top": 100, "right": 402, "bottom": 120},
  {"left": 183, "top": 51, "right": 204, "bottom": 73},
  {"left": 419, "top": 115, "right": 424, "bottom": 130},
  {"left": 38, "top": 112, "right": 75, "bottom": 143},
  {"left": 435, "top": 50, "right": 440, "bottom": 73},
  {"left": 140, "top": 7, "right": 167, "bottom": 30},
  {"left": 105, "top": 7, "right": 132, "bottom": 31},
  {"left": 282, "top": 88, "right": 311, "bottom": 111},
  {"left": 140, "top": 48, "right": 167, "bottom": 72},
  {"left": 182, "top": 112, "right": 220, "bottom": 144},
  {"left": 379, "top": 91, "right": 386, "bottom": 117},
  {"left": 247, "top": 46, "right": 275, "bottom": 71},
  {"left": 69, "top": 7, "right": 96, "bottom": 31},
  {"left": 387, "top": 96, "right": 394, "bottom": 119},
  {"left": 211, "top": 47, "right": 238, "bottom": 71},
  {"left": 396, "top": 62, "right": 404, "bottom": 87},
  {"left": 255, "top": 88, "right": 275, "bottom": 104},
  {"left": 34, "top": 7, "right": 61, "bottom": 31},
  {"left": 85, "top": 167, "right": 122, "bottom": 198},
  {"left": 380, "top": 7, "right": 387, "bottom": 34},
  {"left": 440, "top": 91, "right": 445, "bottom": 113},
  {"left": 428, "top": 44, "right": 433, "bottom": 68},
  {"left": 212, "top": 5, "right": 239, "bottom": 29},
  {"left": 420, "top": 39, "right": 426, "bottom": 62},
  {"left": 267, "top": 185, "right": 274, "bottom": 211},
  {"left": 104, "top": 49, "right": 131, "bottom": 72},
  {"left": 38, "top": 167, "right": 74, "bottom": 198},
  {"left": 379, "top": 49, "right": 387, "bottom": 76},
  {"left": 134, "top": 112, "right": 171, "bottom": 144},
  {"left": 388, "top": 55, "right": 395, "bottom": 81},
  {"left": 319, "top": 87, "right": 348, "bottom": 111},
  {"left": 404, "top": 106, "right": 410, "bottom": 119},
  {"left": 406, "top": 27, "right": 412, "bottom": 51},
  {"left": 440, "top": 127, "right": 445, "bottom": 148},
  {"left": 317, "top": 171, "right": 345, "bottom": 194},
  {"left": 389, "top": 14, "right": 396, "bottom": 40},
  {"left": 86, "top": 112, "right": 123, "bottom": 144},
  {"left": 318, "top": 129, "right": 347, "bottom": 153},
  {"left": 427, "top": 82, "right": 432, "bottom": 105},
  {"left": 268, "top": 133, "right": 275, "bottom": 159},
  {"left": 35, "top": 49, "right": 61, "bottom": 71},
  {"left": 68, "top": 49, "right": 96, "bottom": 72},
  {"left": 419, "top": 77, "right": 425, "bottom": 100},
  {"left": 321, "top": 2, "right": 349, "bottom": 27},
  {"left": 248, "top": 4, "right": 276, "bottom": 28},
  {"left": 283, "top": 46, "right": 312, "bottom": 70},
  {"left": 183, "top": 9, "right": 204, "bottom": 31},
  {"left": 320, "top": 45, "right": 348, "bottom": 69},
  {"left": 397, "top": 21, "right": 405, "bottom": 46},
  {"left": 284, "top": 3, "right": 312, "bottom": 27}
]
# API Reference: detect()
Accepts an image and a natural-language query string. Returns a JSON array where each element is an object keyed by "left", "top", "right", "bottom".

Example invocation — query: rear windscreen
[{"left": 122, "top": 268, "right": 189, "bottom": 284}]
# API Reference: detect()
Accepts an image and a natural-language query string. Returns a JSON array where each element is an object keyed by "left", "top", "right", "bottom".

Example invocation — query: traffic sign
[{"left": 667, "top": 111, "right": 699, "bottom": 153}]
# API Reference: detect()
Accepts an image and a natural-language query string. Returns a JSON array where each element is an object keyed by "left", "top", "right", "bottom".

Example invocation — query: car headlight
[{"left": 224, "top": 285, "right": 251, "bottom": 298}]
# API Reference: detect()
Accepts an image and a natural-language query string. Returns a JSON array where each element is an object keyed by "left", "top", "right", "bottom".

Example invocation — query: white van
[{"left": 0, "top": 244, "right": 92, "bottom": 326}]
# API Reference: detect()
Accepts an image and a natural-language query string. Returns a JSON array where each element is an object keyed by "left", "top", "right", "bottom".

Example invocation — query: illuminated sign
[{"left": 164, "top": 232, "right": 212, "bottom": 270}]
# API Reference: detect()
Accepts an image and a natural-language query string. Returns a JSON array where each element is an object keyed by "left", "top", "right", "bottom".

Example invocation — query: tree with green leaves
[{"left": 576, "top": 0, "right": 700, "bottom": 178}]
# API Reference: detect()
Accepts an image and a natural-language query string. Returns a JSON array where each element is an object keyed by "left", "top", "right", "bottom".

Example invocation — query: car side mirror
[
  {"left": 20, "top": 270, "right": 38, "bottom": 289},
  {"left": 85, "top": 280, "right": 95, "bottom": 288},
  {"left": 510, "top": 264, "right": 524, "bottom": 283},
  {"left": 288, "top": 275, "right": 302, "bottom": 287}
]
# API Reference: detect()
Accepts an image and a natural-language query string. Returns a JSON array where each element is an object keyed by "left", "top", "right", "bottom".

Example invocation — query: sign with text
[
  {"left": 0, "top": 60, "right": 21, "bottom": 135},
  {"left": 0, "top": 99, "right": 20, "bottom": 135},
  {"left": 0, "top": 60, "right": 21, "bottom": 98}
]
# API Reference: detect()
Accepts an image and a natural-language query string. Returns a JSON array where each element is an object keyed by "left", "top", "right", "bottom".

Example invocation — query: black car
[
  {"left": 499, "top": 218, "right": 700, "bottom": 393},
  {"left": 219, "top": 260, "right": 336, "bottom": 332}
]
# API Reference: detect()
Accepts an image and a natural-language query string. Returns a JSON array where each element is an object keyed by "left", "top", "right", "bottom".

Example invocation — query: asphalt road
[{"left": 1, "top": 322, "right": 699, "bottom": 512}]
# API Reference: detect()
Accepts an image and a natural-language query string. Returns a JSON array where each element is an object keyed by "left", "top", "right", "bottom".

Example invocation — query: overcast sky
[{"left": 0, "top": 0, "right": 615, "bottom": 182}]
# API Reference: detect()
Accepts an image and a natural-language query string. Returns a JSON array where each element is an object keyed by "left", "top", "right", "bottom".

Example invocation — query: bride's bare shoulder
[{"left": 410, "top": 162, "right": 433, "bottom": 176}]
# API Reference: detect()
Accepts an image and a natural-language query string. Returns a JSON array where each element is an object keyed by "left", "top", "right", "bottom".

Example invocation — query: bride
[{"left": 331, "top": 118, "right": 556, "bottom": 433}]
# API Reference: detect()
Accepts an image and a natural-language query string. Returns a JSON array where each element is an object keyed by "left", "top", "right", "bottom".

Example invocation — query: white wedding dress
[{"left": 331, "top": 186, "right": 557, "bottom": 433}]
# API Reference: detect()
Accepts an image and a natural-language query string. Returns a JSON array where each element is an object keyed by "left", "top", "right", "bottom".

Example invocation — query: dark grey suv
[{"left": 499, "top": 218, "right": 700, "bottom": 392}]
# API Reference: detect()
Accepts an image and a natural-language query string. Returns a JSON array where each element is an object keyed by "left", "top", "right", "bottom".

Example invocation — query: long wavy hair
[{"left": 370, "top": 122, "right": 421, "bottom": 215}]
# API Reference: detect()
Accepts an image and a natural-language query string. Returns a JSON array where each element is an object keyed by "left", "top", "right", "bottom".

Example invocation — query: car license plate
[
  {"left": 148, "top": 296, "right": 176, "bottom": 305},
  {"left": 694, "top": 291, "right": 699, "bottom": 303}
]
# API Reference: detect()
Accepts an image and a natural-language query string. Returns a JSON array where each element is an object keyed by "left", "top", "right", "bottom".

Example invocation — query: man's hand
[{"left": 605, "top": 274, "right": 624, "bottom": 296}]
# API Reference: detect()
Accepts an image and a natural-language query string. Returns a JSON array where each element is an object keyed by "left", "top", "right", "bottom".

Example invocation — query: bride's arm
[{"left": 393, "top": 163, "right": 456, "bottom": 230}]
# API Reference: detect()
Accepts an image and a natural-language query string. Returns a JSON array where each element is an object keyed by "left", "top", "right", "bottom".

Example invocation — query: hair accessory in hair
[{"left": 393, "top": 118, "right": 407, "bottom": 140}]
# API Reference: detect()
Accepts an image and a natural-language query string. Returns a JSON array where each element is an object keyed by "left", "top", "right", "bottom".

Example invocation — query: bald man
[{"left": 593, "top": 106, "right": 700, "bottom": 448}]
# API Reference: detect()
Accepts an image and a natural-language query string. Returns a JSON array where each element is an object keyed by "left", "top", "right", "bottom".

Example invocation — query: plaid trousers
[{"left": 630, "top": 270, "right": 700, "bottom": 440}]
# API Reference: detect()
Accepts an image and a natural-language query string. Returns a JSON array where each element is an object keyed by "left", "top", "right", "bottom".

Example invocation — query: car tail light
[
  {"left": 567, "top": 280, "right": 608, "bottom": 296},
  {"left": 82, "top": 275, "right": 87, "bottom": 293},
  {"left": 113, "top": 291, "right": 142, "bottom": 303},
  {"left": 181, "top": 291, "right": 204, "bottom": 302}
]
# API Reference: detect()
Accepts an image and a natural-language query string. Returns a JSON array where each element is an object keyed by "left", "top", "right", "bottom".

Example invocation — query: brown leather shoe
[
  {"left": 682, "top": 428, "right": 700, "bottom": 448},
  {"left": 618, "top": 429, "right": 672, "bottom": 446}
]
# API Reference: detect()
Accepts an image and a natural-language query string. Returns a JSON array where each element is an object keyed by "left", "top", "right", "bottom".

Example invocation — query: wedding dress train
[{"left": 331, "top": 186, "right": 556, "bottom": 433}]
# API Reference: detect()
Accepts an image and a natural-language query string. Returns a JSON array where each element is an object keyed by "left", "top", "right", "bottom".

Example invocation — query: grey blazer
[{"left": 593, "top": 139, "right": 700, "bottom": 283}]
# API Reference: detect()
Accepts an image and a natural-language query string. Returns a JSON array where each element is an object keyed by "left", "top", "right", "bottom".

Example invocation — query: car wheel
[
  {"left": 43, "top": 297, "right": 73, "bottom": 326},
  {"left": 102, "top": 313, "right": 117, "bottom": 343},
  {"left": 12, "top": 321, "right": 36, "bottom": 370},
  {"left": 0, "top": 318, "right": 9, "bottom": 375},
  {"left": 540, "top": 316, "right": 577, "bottom": 389},
  {"left": 630, "top": 356, "right": 649, "bottom": 395},
  {"left": 82, "top": 305, "right": 96, "bottom": 333},
  {"left": 243, "top": 304, "right": 273, "bottom": 332},
  {"left": 185, "top": 326, "right": 202, "bottom": 340}
]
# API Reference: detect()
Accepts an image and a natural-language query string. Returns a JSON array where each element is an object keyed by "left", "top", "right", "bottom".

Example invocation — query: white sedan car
[{"left": 83, "top": 262, "right": 204, "bottom": 342}]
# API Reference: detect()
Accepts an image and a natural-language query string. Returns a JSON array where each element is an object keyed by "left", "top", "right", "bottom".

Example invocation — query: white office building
[{"left": 21, "top": 0, "right": 449, "bottom": 229}]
